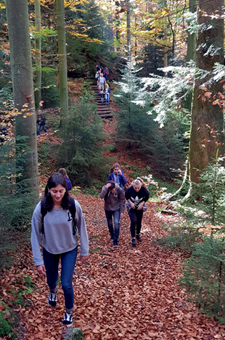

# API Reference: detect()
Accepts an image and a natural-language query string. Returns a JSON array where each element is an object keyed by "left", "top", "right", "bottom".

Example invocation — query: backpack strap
[
  {"left": 69, "top": 196, "right": 77, "bottom": 235},
  {"left": 41, "top": 197, "right": 77, "bottom": 235}
]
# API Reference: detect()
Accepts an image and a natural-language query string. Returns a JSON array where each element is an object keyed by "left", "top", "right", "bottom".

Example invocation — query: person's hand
[
  {"left": 105, "top": 183, "right": 111, "bottom": 189},
  {"left": 120, "top": 212, "right": 124, "bottom": 220},
  {"left": 80, "top": 255, "right": 89, "bottom": 264},
  {"left": 36, "top": 264, "right": 46, "bottom": 276},
  {"left": 130, "top": 202, "right": 135, "bottom": 209},
  {"left": 118, "top": 169, "right": 122, "bottom": 175},
  {"left": 137, "top": 202, "right": 144, "bottom": 210}
]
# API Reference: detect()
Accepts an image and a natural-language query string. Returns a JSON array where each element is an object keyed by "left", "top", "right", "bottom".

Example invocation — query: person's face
[
  {"left": 49, "top": 184, "right": 66, "bottom": 205},
  {"left": 133, "top": 185, "right": 141, "bottom": 192},
  {"left": 109, "top": 188, "right": 115, "bottom": 194},
  {"left": 113, "top": 167, "right": 120, "bottom": 175}
]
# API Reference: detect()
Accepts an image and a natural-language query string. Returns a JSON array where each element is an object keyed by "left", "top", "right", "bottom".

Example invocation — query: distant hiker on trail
[
  {"left": 100, "top": 180, "right": 125, "bottom": 247},
  {"left": 37, "top": 109, "right": 47, "bottom": 137},
  {"left": 107, "top": 163, "right": 128, "bottom": 190},
  {"left": 99, "top": 89, "right": 105, "bottom": 103},
  {"left": 96, "top": 65, "right": 100, "bottom": 72},
  {"left": 104, "top": 83, "right": 111, "bottom": 105},
  {"left": 103, "top": 66, "right": 109, "bottom": 81},
  {"left": 97, "top": 73, "right": 106, "bottom": 91},
  {"left": 31, "top": 172, "right": 89, "bottom": 327},
  {"left": 125, "top": 178, "right": 149, "bottom": 247},
  {"left": 58, "top": 168, "right": 72, "bottom": 191}
]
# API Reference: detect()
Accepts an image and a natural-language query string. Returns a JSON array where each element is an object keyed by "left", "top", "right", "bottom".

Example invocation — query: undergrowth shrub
[
  {"left": 179, "top": 237, "right": 225, "bottom": 321},
  {"left": 0, "top": 138, "right": 36, "bottom": 269},
  {"left": 155, "top": 222, "right": 200, "bottom": 254},
  {"left": 114, "top": 60, "right": 186, "bottom": 180},
  {"left": 56, "top": 97, "right": 109, "bottom": 186}
]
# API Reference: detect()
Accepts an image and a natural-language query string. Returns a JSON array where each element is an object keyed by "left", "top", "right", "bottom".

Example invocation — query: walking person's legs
[
  {"left": 105, "top": 210, "right": 114, "bottom": 240},
  {"left": 129, "top": 209, "right": 137, "bottom": 246},
  {"left": 136, "top": 210, "right": 143, "bottom": 242},
  {"left": 37, "top": 124, "right": 41, "bottom": 136},
  {"left": 112, "top": 209, "right": 120, "bottom": 246},
  {"left": 61, "top": 247, "right": 78, "bottom": 326},
  {"left": 43, "top": 248, "right": 59, "bottom": 306}
]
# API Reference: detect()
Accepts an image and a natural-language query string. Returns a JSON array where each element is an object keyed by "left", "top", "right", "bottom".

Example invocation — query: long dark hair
[{"left": 41, "top": 172, "right": 71, "bottom": 211}]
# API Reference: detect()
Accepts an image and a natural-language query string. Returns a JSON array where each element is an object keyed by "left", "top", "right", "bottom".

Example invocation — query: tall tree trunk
[
  {"left": 163, "top": 0, "right": 168, "bottom": 69},
  {"left": 34, "top": 0, "right": 42, "bottom": 108},
  {"left": 126, "top": 0, "right": 131, "bottom": 61},
  {"left": 189, "top": 0, "right": 224, "bottom": 184},
  {"left": 56, "top": 0, "right": 68, "bottom": 117},
  {"left": 184, "top": 0, "right": 197, "bottom": 112},
  {"left": 6, "top": 0, "right": 39, "bottom": 201}
]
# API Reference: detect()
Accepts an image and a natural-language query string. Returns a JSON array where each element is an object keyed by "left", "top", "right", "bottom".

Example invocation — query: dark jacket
[
  {"left": 107, "top": 172, "right": 127, "bottom": 189},
  {"left": 125, "top": 186, "right": 149, "bottom": 209}
]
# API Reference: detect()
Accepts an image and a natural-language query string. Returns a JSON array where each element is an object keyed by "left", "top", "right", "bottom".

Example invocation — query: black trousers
[{"left": 128, "top": 209, "right": 143, "bottom": 238}]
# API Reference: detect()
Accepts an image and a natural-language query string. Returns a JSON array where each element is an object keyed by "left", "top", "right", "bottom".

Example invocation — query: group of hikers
[
  {"left": 95, "top": 65, "right": 111, "bottom": 105},
  {"left": 31, "top": 163, "right": 149, "bottom": 327}
]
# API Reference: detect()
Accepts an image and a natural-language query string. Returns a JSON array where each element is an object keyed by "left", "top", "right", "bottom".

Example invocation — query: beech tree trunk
[
  {"left": 126, "top": 0, "right": 131, "bottom": 61},
  {"left": 34, "top": 0, "right": 42, "bottom": 108},
  {"left": 189, "top": 0, "right": 224, "bottom": 183},
  {"left": 56, "top": 0, "right": 68, "bottom": 117},
  {"left": 6, "top": 0, "right": 39, "bottom": 200},
  {"left": 184, "top": 0, "right": 197, "bottom": 112}
]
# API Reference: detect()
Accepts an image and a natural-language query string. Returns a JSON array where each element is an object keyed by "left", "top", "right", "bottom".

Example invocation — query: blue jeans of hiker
[
  {"left": 37, "top": 124, "right": 47, "bottom": 136},
  {"left": 105, "top": 209, "right": 120, "bottom": 241},
  {"left": 128, "top": 209, "right": 143, "bottom": 238},
  {"left": 105, "top": 93, "right": 110, "bottom": 104},
  {"left": 43, "top": 247, "right": 78, "bottom": 312}
]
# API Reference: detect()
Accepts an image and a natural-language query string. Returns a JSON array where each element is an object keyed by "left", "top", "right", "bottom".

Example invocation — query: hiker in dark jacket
[
  {"left": 100, "top": 181, "right": 125, "bottom": 247},
  {"left": 125, "top": 177, "right": 149, "bottom": 247},
  {"left": 31, "top": 173, "right": 89, "bottom": 327},
  {"left": 58, "top": 168, "right": 72, "bottom": 191},
  {"left": 107, "top": 163, "right": 128, "bottom": 190},
  {"left": 37, "top": 109, "right": 47, "bottom": 136}
]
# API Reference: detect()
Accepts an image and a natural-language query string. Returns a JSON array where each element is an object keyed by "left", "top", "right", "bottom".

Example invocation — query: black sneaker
[
  {"left": 131, "top": 238, "right": 136, "bottom": 247},
  {"left": 62, "top": 312, "right": 73, "bottom": 327},
  {"left": 136, "top": 234, "right": 142, "bottom": 242},
  {"left": 113, "top": 240, "right": 118, "bottom": 247},
  {"left": 48, "top": 291, "right": 57, "bottom": 307}
]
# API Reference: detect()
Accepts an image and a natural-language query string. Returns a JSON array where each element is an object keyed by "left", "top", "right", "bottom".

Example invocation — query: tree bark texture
[
  {"left": 34, "top": 0, "right": 42, "bottom": 107},
  {"left": 184, "top": 0, "right": 197, "bottom": 113},
  {"left": 56, "top": 0, "right": 68, "bottom": 117},
  {"left": 189, "top": 0, "right": 224, "bottom": 183},
  {"left": 126, "top": 0, "right": 131, "bottom": 61},
  {"left": 6, "top": 0, "right": 39, "bottom": 199}
]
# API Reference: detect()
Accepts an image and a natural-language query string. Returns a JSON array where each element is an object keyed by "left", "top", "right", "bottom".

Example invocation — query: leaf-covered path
[{"left": 1, "top": 193, "right": 225, "bottom": 340}]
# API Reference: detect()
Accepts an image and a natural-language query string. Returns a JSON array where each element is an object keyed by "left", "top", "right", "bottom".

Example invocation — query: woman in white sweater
[{"left": 31, "top": 172, "right": 89, "bottom": 327}]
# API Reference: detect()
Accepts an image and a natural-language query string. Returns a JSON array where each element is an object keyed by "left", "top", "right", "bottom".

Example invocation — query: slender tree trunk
[
  {"left": 126, "top": 0, "right": 131, "bottom": 61},
  {"left": 163, "top": 0, "right": 168, "bottom": 69},
  {"left": 184, "top": 0, "right": 197, "bottom": 112},
  {"left": 56, "top": 0, "right": 68, "bottom": 117},
  {"left": 34, "top": 0, "right": 42, "bottom": 108},
  {"left": 6, "top": 0, "right": 39, "bottom": 201},
  {"left": 189, "top": 0, "right": 224, "bottom": 184}
]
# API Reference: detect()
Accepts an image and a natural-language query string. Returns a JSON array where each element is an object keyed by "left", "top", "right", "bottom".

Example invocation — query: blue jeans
[
  {"left": 43, "top": 247, "right": 78, "bottom": 312},
  {"left": 105, "top": 93, "right": 110, "bottom": 104},
  {"left": 37, "top": 124, "right": 47, "bottom": 136},
  {"left": 105, "top": 209, "right": 120, "bottom": 241}
]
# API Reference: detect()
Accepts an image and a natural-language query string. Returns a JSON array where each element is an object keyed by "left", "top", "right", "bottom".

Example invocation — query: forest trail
[
  {"left": 1, "top": 194, "right": 224, "bottom": 340},
  {"left": 1, "top": 91, "right": 224, "bottom": 340},
  {"left": 91, "top": 84, "right": 112, "bottom": 119}
]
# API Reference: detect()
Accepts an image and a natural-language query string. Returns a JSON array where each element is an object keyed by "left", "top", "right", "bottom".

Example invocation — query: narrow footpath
[{"left": 1, "top": 194, "right": 224, "bottom": 340}]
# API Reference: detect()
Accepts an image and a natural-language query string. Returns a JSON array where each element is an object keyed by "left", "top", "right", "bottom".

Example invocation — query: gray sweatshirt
[
  {"left": 31, "top": 198, "right": 89, "bottom": 266},
  {"left": 99, "top": 184, "right": 125, "bottom": 212}
]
